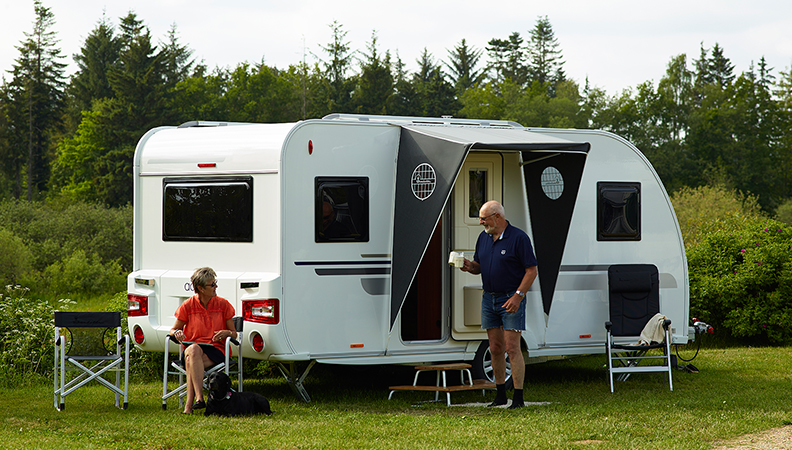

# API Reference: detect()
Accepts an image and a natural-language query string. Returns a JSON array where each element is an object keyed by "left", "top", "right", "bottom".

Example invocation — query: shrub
[
  {"left": 671, "top": 184, "right": 764, "bottom": 248},
  {"left": 777, "top": 198, "right": 792, "bottom": 225},
  {"left": 0, "top": 286, "right": 76, "bottom": 385},
  {"left": 0, "top": 199, "right": 132, "bottom": 273},
  {"left": 41, "top": 249, "right": 126, "bottom": 296},
  {"left": 687, "top": 216, "right": 792, "bottom": 344},
  {"left": 0, "top": 228, "right": 32, "bottom": 285}
]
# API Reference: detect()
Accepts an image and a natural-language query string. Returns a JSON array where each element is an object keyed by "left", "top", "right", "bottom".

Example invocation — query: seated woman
[{"left": 169, "top": 267, "right": 237, "bottom": 414}]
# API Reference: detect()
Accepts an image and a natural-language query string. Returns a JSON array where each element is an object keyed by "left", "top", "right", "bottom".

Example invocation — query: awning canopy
[{"left": 389, "top": 124, "right": 590, "bottom": 330}]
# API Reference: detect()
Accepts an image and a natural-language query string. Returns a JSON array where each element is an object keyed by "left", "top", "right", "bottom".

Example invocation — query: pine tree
[
  {"left": 445, "top": 38, "right": 485, "bottom": 94},
  {"left": 3, "top": 0, "right": 66, "bottom": 200},
  {"left": 318, "top": 20, "right": 357, "bottom": 113},
  {"left": 708, "top": 43, "right": 735, "bottom": 89},
  {"left": 66, "top": 13, "right": 122, "bottom": 130},
  {"left": 486, "top": 32, "right": 527, "bottom": 86},
  {"left": 526, "top": 16, "right": 565, "bottom": 95},
  {"left": 354, "top": 32, "right": 393, "bottom": 115}
]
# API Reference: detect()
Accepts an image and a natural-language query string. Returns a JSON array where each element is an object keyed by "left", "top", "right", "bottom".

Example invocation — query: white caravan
[{"left": 127, "top": 114, "right": 690, "bottom": 401}]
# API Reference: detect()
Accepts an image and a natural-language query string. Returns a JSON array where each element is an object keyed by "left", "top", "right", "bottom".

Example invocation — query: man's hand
[{"left": 503, "top": 294, "right": 522, "bottom": 314}]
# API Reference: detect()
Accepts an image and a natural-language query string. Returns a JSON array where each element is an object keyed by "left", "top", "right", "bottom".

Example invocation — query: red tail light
[
  {"left": 133, "top": 325, "right": 145, "bottom": 344},
  {"left": 243, "top": 299, "right": 279, "bottom": 324},
  {"left": 128, "top": 294, "right": 149, "bottom": 317}
]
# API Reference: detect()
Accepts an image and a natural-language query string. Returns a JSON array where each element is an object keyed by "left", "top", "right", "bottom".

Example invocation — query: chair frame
[
  {"left": 161, "top": 317, "right": 243, "bottom": 410},
  {"left": 605, "top": 264, "right": 673, "bottom": 393},
  {"left": 54, "top": 311, "right": 130, "bottom": 411}
]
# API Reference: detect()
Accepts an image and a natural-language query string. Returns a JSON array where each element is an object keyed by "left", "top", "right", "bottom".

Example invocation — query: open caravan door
[{"left": 389, "top": 124, "right": 590, "bottom": 346}]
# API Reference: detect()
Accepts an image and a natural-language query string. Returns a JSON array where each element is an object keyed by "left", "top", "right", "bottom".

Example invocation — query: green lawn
[{"left": 2, "top": 347, "right": 790, "bottom": 449}]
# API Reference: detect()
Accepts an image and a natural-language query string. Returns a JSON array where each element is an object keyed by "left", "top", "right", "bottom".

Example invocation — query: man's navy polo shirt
[{"left": 474, "top": 222, "right": 538, "bottom": 293}]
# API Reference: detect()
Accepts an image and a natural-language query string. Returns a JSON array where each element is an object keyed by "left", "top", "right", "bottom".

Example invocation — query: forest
[
  {"left": 1, "top": 1, "right": 792, "bottom": 370},
  {"left": 2, "top": 1, "right": 792, "bottom": 215}
]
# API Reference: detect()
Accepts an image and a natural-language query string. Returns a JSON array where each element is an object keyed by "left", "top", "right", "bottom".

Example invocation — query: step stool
[{"left": 388, "top": 363, "right": 495, "bottom": 406}]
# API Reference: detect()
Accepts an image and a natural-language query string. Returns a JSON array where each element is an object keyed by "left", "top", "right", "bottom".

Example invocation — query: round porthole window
[
  {"left": 411, "top": 163, "right": 436, "bottom": 201},
  {"left": 540, "top": 166, "right": 564, "bottom": 200}
]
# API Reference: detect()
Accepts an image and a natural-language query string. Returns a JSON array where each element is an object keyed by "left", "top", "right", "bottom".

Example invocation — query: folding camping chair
[
  {"left": 605, "top": 264, "right": 673, "bottom": 393},
  {"left": 161, "top": 316, "right": 244, "bottom": 410},
  {"left": 54, "top": 311, "right": 130, "bottom": 411}
]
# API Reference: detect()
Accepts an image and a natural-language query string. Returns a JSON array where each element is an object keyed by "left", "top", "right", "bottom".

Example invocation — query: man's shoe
[
  {"left": 508, "top": 401, "right": 524, "bottom": 409},
  {"left": 488, "top": 398, "right": 508, "bottom": 407}
]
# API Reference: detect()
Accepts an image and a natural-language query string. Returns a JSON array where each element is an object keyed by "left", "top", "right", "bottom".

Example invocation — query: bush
[
  {"left": 39, "top": 249, "right": 126, "bottom": 296},
  {"left": 777, "top": 198, "right": 792, "bottom": 225},
  {"left": 0, "top": 286, "right": 76, "bottom": 385},
  {"left": 687, "top": 215, "right": 792, "bottom": 344},
  {"left": 0, "top": 199, "right": 132, "bottom": 273},
  {"left": 671, "top": 184, "right": 764, "bottom": 247},
  {"left": 0, "top": 228, "right": 33, "bottom": 285}
]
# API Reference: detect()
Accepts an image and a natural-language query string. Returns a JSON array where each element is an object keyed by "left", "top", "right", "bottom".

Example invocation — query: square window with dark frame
[
  {"left": 597, "top": 182, "right": 641, "bottom": 241},
  {"left": 315, "top": 177, "right": 369, "bottom": 242}
]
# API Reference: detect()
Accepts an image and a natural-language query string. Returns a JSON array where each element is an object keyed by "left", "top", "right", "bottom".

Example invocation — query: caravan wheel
[{"left": 471, "top": 340, "right": 514, "bottom": 390}]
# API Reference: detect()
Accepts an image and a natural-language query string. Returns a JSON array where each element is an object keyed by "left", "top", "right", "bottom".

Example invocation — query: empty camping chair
[
  {"left": 162, "top": 316, "right": 244, "bottom": 410},
  {"left": 54, "top": 311, "right": 130, "bottom": 411},
  {"left": 605, "top": 264, "right": 673, "bottom": 392}
]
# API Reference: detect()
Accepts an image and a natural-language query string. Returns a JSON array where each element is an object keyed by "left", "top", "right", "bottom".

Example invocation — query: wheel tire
[{"left": 471, "top": 340, "right": 514, "bottom": 391}]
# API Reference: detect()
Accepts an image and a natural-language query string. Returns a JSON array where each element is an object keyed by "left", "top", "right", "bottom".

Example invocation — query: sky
[{"left": 1, "top": 0, "right": 791, "bottom": 96}]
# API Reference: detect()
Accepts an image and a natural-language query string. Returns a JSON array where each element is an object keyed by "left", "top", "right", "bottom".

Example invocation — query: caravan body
[{"left": 127, "top": 114, "right": 689, "bottom": 385}]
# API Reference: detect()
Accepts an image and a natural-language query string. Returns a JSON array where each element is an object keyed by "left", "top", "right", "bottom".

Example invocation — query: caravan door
[{"left": 450, "top": 152, "right": 503, "bottom": 339}]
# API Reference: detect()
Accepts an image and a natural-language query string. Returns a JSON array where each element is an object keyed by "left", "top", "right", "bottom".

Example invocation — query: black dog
[{"left": 204, "top": 371, "right": 272, "bottom": 417}]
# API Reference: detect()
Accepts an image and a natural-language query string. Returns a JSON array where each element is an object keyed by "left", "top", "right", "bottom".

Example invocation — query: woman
[{"left": 170, "top": 267, "right": 237, "bottom": 414}]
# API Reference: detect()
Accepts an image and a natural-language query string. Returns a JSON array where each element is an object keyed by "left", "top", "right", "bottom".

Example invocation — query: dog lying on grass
[{"left": 204, "top": 371, "right": 272, "bottom": 417}]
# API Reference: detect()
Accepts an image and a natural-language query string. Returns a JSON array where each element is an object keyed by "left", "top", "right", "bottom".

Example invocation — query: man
[{"left": 461, "top": 201, "right": 538, "bottom": 408}]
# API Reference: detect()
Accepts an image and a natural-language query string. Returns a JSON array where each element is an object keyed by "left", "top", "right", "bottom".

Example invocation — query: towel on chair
[{"left": 638, "top": 313, "right": 667, "bottom": 345}]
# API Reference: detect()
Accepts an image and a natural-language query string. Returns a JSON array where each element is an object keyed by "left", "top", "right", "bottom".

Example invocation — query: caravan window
[
  {"left": 468, "top": 170, "right": 487, "bottom": 217},
  {"left": 597, "top": 182, "right": 641, "bottom": 241},
  {"left": 315, "top": 177, "right": 369, "bottom": 242},
  {"left": 162, "top": 177, "right": 253, "bottom": 242}
]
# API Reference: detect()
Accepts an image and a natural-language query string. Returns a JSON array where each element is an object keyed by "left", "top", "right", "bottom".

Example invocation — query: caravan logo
[{"left": 411, "top": 163, "right": 436, "bottom": 201}]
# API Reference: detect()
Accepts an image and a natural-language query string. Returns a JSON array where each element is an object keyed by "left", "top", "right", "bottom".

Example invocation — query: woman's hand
[
  {"left": 212, "top": 330, "right": 233, "bottom": 342},
  {"left": 172, "top": 329, "right": 185, "bottom": 343}
]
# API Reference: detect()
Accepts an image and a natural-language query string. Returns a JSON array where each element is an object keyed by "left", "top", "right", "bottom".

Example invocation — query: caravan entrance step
[{"left": 388, "top": 363, "right": 494, "bottom": 406}]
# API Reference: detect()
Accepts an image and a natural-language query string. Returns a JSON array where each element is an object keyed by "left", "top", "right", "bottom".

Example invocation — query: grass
[{"left": 4, "top": 346, "right": 792, "bottom": 449}]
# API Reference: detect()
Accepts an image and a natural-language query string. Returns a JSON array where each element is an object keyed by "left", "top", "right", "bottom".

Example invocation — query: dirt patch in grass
[{"left": 713, "top": 426, "right": 792, "bottom": 449}]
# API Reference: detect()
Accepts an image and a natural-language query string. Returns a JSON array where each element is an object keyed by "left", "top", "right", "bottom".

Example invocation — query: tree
[
  {"left": 526, "top": 16, "right": 565, "bottom": 95},
  {"left": 317, "top": 20, "right": 357, "bottom": 113},
  {"left": 65, "top": 13, "right": 121, "bottom": 131},
  {"left": 486, "top": 32, "right": 527, "bottom": 86},
  {"left": 444, "top": 39, "right": 485, "bottom": 95},
  {"left": 412, "top": 48, "right": 459, "bottom": 117},
  {"left": 708, "top": 43, "right": 735, "bottom": 89},
  {"left": 3, "top": 0, "right": 66, "bottom": 200},
  {"left": 353, "top": 31, "right": 393, "bottom": 115}
]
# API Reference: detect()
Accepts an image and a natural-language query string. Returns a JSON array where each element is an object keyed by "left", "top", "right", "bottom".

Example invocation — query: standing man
[{"left": 461, "top": 201, "right": 538, "bottom": 408}]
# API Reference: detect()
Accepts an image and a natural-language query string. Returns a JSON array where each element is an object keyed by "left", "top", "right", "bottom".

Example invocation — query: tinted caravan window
[
  {"left": 315, "top": 177, "right": 369, "bottom": 242},
  {"left": 163, "top": 177, "right": 253, "bottom": 242},
  {"left": 597, "top": 182, "right": 640, "bottom": 241}
]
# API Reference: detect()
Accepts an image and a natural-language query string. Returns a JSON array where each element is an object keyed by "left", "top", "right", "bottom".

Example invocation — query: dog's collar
[{"left": 223, "top": 391, "right": 232, "bottom": 400}]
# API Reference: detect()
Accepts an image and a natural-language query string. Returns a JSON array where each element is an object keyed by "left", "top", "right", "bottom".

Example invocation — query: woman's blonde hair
[{"left": 191, "top": 267, "right": 217, "bottom": 290}]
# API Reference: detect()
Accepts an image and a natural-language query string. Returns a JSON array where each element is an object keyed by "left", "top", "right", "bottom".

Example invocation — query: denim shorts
[{"left": 481, "top": 291, "right": 526, "bottom": 331}]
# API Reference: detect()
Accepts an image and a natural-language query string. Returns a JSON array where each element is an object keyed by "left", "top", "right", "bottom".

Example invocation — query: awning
[{"left": 389, "top": 125, "right": 590, "bottom": 330}]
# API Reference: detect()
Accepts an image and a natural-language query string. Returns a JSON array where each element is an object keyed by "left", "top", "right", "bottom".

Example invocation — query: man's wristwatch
[{"left": 516, "top": 290, "right": 525, "bottom": 298}]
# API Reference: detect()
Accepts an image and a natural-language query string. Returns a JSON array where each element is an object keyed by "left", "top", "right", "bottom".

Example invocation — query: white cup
[{"left": 448, "top": 251, "right": 465, "bottom": 268}]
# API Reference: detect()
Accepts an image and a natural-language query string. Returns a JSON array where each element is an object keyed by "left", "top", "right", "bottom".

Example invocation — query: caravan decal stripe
[
  {"left": 295, "top": 261, "right": 391, "bottom": 266},
  {"left": 315, "top": 268, "right": 391, "bottom": 276}
]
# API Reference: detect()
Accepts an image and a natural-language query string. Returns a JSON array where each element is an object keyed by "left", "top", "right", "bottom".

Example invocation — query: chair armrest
[
  {"left": 662, "top": 319, "right": 672, "bottom": 330},
  {"left": 605, "top": 321, "right": 612, "bottom": 331}
]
